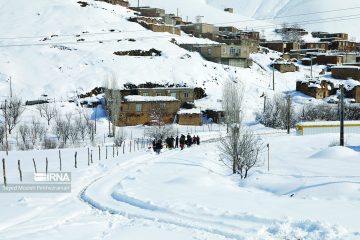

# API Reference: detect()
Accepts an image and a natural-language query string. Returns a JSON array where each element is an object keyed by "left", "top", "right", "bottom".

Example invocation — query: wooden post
[
  {"left": 2, "top": 158, "right": 6, "bottom": 187},
  {"left": 59, "top": 150, "right": 62, "bottom": 171},
  {"left": 340, "top": 84, "right": 345, "bottom": 146},
  {"left": 4, "top": 100, "right": 8, "bottom": 156},
  {"left": 91, "top": 150, "right": 93, "bottom": 164},
  {"left": 116, "top": 145, "right": 119, "bottom": 156},
  {"left": 106, "top": 146, "right": 108, "bottom": 159},
  {"left": 87, "top": 147, "right": 90, "bottom": 166},
  {"left": 32, "top": 158, "right": 37, "bottom": 173},
  {"left": 123, "top": 141, "right": 125, "bottom": 154},
  {"left": 46, "top": 157, "right": 48, "bottom": 174},
  {"left": 137, "top": 139, "right": 139, "bottom": 151},
  {"left": 18, "top": 160, "right": 22, "bottom": 182},
  {"left": 267, "top": 144, "right": 270, "bottom": 172},
  {"left": 74, "top": 151, "right": 77, "bottom": 168},
  {"left": 130, "top": 141, "right": 132, "bottom": 153},
  {"left": 98, "top": 145, "right": 101, "bottom": 161}
]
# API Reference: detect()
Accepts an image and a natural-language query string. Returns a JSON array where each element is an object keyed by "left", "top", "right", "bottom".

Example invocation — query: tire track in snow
[{"left": 78, "top": 145, "right": 268, "bottom": 240}]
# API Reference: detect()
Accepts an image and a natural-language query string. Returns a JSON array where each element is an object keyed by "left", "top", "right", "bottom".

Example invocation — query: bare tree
[
  {"left": 0, "top": 125, "right": 4, "bottom": 145},
  {"left": 279, "top": 22, "right": 303, "bottom": 43},
  {"left": 114, "top": 128, "right": 127, "bottom": 146},
  {"left": 256, "top": 94, "right": 295, "bottom": 130},
  {"left": 18, "top": 124, "right": 30, "bottom": 149},
  {"left": 37, "top": 104, "right": 58, "bottom": 125},
  {"left": 104, "top": 74, "right": 122, "bottom": 137},
  {"left": 1, "top": 97, "right": 24, "bottom": 134},
  {"left": 75, "top": 116, "right": 87, "bottom": 142},
  {"left": 145, "top": 102, "right": 175, "bottom": 140},
  {"left": 69, "top": 124, "right": 79, "bottom": 145}
]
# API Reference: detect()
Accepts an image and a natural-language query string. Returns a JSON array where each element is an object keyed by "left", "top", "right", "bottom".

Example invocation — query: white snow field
[{"left": 0, "top": 131, "right": 360, "bottom": 239}]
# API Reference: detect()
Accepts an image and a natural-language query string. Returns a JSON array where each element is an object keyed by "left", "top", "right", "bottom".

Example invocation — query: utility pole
[
  {"left": 9, "top": 76, "right": 12, "bottom": 98},
  {"left": 177, "top": 8, "right": 179, "bottom": 17},
  {"left": 287, "top": 95, "right": 291, "bottom": 134},
  {"left": 310, "top": 57, "right": 313, "bottom": 79},
  {"left": 272, "top": 63, "right": 275, "bottom": 91},
  {"left": 94, "top": 106, "right": 97, "bottom": 134},
  {"left": 137, "top": 0, "right": 139, "bottom": 8},
  {"left": 4, "top": 100, "right": 8, "bottom": 156},
  {"left": 340, "top": 84, "right": 345, "bottom": 146},
  {"left": 267, "top": 144, "right": 270, "bottom": 172}
]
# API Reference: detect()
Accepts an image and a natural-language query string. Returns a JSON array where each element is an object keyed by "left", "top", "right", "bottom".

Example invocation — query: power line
[
  {"left": 0, "top": 14, "right": 359, "bottom": 48},
  {"left": 213, "top": 6, "right": 360, "bottom": 25}
]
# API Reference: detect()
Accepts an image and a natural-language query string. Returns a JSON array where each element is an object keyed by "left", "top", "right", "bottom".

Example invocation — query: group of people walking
[{"left": 152, "top": 133, "right": 200, "bottom": 154}]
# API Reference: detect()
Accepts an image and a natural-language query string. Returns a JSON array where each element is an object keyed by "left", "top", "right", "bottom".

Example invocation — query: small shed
[
  {"left": 177, "top": 108, "right": 202, "bottom": 126},
  {"left": 296, "top": 121, "right": 360, "bottom": 135}
]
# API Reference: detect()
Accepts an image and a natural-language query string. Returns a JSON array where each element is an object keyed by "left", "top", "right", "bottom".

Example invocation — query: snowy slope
[
  {"left": 133, "top": 0, "right": 360, "bottom": 39},
  {"left": 206, "top": 0, "right": 360, "bottom": 39}
]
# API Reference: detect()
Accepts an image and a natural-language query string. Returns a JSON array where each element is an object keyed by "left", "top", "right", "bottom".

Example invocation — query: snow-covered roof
[
  {"left": 124, "top": 95, "right": 178, "bottom": 102},
  {"left": 332, "top": 66, "right": 360, "bottom": 70},
  {"left": 178, "top": 108, "right": 201, "bottom": 114},
  {"left": 297, "top": 121, "right": 360, "bottom": 127}
]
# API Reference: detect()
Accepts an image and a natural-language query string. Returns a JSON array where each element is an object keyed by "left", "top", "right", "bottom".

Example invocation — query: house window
[
  {"left": 170, "top": 92, "right": 177, "bottom": 98},
  {"left": 156, "top": 92, "right": 161, "bottom": 96},
  {"left": 230, "top": 47, "right": 236, "bottom": 55},
  {"left": 184, "top": 92, "right": 189, "bottom": 98},
  {"left": 136, "top": 104, "right": 142, "bottom": 112},
  {"left": 143, "top": 92, "right": 148, "bottom": 96},
  {"left": 208, "top": 48, "right": 212, "bottom": 54}
]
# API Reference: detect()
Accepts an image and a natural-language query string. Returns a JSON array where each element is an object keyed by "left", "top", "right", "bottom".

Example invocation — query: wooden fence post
[
  {"left": 106, "top": 146, "right": 108, "bottom": 160},
  {"left": 74, "top": 151, "right": 78, "bottom": 168},
  {"left": 32, "top": 158, "right": 37, "bottom": 173},
  {"left": 18, "top": 160, "right": 22, "bottom": 182},
  {"left": 130, "top": 141, "right": 132, "bottom": 153},
  {"left": 59, "top": 150, "right": 62, "bottom": 172},
  {"left": 87, "top": 147, "right": 90, "bottom": 166},
  {"left": 113, "top": 144, "right": 115, "bottom": 158},
  {"left": 91, "top": 150, "right": 93, "bottom": 164},
  {"left": 2, "top": 158, "right": 6, "bottom": 187},
  {"left": 98, "top": 145, "right": 101, "bottom": 161},
  {"left": 116, "top": 145, "right": 119, "bottom": 156},
  {"left": 123, "top": 141, "right": 125, "bottom": 154},
  {"left": 46, "top": 157, "right": 48, "bottom": 174}
]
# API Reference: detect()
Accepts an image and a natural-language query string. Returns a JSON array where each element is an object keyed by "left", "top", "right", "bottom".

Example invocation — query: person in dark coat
[
  {"left": 175, "top": 136, "right": 179, "bottom": 148},
  {"left": 180, "top": 134, "right": 186, "bottom": 150},
  {"left": 187, "top": 133, "right": 192, "bottom": 147},
  {"left": 170, "top": 136, "right": 175, "bottom": 149},
  {"left": 196, "top": 135, "right": 200, "bottom": 145},
  {"left": 155, "top": 139, "right": 162, "bottom": 154},
  {"left": 192, "top": 135, "right": 197, "bottom": 145},
  {"left": 152, "top": 139, "right": 156, "bottom": 152}
]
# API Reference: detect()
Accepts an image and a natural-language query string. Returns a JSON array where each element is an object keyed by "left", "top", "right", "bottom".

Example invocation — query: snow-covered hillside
[{"left": 133, "top": 0, "right": 360, "bottom": 39}]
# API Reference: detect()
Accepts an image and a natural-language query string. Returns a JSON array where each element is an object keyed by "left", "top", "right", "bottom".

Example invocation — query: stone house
[
  {"left": 311, "top": 32, "right": 348, "bottom": 40},
  {"left": 137, "top": 87, "right": 195, "bottom": 105},
  {"left": 261, "top": 41, "right": 300, "bottom": 53},
  {"left": 316, "top": 54, "right": 343, "bottom": 65},
  {"left": 117, "top": 96, "right": 180, "bottom": 126},
  {"left": 180, "top": 23, "right": 216, "bottom": 37},
  {"left": 345, "top": 85, "right": 360, "bottom": 103},
  {"left": 330, "top": 40, "right": 357, "bottom": 52},
  {"left": 179, "top": 43, "right": 252, "bottom": 68},
  {"left": 177, "top": 109, "right": 202, "bottom": 126},
  {"left": 131, "top": 7, "right": 166, "bottom": 17},
  {"left": 304, "top": 42, "right": 329, "bottom": 51},
  {"left": 296, "top": 80, "right": 333, "bottom": 99},
  {"left": 131, "top": 17, "right": 181, "bottom": 35},
  {"left": 272, "top": 62, "right": 299, "bottom": 73},
  {"left": 203, "top": 110, "right": 225, "bottom": 123},
  {"left": 218, "top": 26, "right": 239, "bottom": 33},
  {"left": 332, "top": 66, "right": 360, "bottom": 80}
]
